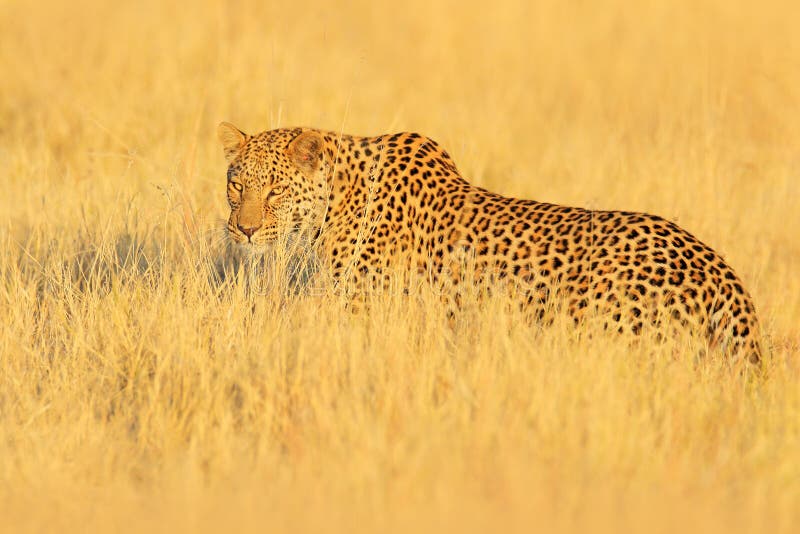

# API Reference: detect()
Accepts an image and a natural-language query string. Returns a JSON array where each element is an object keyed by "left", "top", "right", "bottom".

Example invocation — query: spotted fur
[{"left": 218, "top": 123, "right": 762, "bottom": 363}]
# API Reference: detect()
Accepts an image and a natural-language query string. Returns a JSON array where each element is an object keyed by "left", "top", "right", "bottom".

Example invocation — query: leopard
[{"left": 217, "top": 122, "right": 763, "bottom": 363}]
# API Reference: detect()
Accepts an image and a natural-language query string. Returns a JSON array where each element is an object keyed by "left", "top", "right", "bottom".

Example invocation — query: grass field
[{"left": 1, "top": 0, "right": 799, "bottom": 532}]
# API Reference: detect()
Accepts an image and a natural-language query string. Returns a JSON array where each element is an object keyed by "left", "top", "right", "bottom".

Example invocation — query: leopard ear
[
  {"left": 217, "top": 122, "right": 247, "bottom": 162},
  {"left": 287, "top": 131, "right": 324, "bottom": 174}
]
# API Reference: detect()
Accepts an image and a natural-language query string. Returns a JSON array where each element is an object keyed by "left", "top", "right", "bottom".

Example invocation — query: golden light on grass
[{"left": 0, "top": 0, "right": 798, "bottom": 532}]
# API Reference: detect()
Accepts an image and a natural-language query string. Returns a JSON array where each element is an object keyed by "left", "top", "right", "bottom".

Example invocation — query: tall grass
[{"left": 1, "top": 0, "right": 798, "bottom": 532}]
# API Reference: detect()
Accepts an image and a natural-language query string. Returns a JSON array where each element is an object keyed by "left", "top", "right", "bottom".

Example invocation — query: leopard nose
[{"left": 238, "top": 224, "right": 259, "bottom": 238}]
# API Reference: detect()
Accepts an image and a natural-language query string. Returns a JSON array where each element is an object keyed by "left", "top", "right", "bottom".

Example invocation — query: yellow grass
[{"left": 1, "top": 0, "right": 799, "bottom": 532}]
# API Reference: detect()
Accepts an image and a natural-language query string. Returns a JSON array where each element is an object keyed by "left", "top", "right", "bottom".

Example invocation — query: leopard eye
[
  {"left": 271, "top": 186, "right": 287, "bottom": 196},
  {"left": 230, "top": 182, "right": 243, "bottom": 192}
]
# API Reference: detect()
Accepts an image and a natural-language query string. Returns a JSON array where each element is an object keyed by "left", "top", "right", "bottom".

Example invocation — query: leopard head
[{"left": 217, "top": 122, "right": 329, "bottom": 246}]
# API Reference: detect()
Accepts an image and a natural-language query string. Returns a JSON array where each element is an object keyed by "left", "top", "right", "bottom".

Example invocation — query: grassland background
[{"left": 1, "top": 0, "right": 799, "bottom": 532}]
